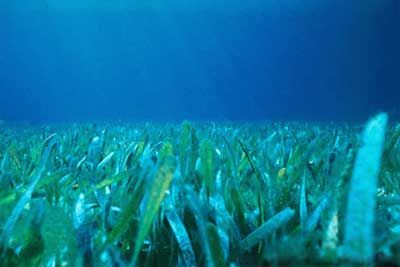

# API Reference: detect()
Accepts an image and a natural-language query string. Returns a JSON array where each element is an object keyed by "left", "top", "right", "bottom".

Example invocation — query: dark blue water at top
[{"left": 0, "top": 0, "right": 399, "bottom": 123}]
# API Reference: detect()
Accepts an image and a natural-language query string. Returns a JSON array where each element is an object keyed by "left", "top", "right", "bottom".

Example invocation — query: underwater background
[
  {"left": 0, "top": 0, "right": 399, "bottom": 123},
  {"left": 2, "top": 1, "right": 400, "bottom": 266}
]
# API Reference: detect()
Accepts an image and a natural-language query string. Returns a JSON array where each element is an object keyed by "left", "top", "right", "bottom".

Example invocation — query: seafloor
[{"left": 0, "top": 115, "right": 399, "bottom": 266}]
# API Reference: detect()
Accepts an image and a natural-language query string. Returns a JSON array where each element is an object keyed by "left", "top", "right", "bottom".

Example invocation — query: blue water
[{"left": 0, "top": 1, "right": 399, "bottom": 123}]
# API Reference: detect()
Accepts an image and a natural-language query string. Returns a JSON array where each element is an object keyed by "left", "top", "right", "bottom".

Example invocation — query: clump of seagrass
[{"left": 0, "top": 117, "right": 399, "bottom": 266}]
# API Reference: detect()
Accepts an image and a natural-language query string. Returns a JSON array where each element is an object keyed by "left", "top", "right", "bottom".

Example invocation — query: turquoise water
[{"left": 0, "top": 1, "right": 399, "bottom": 122}]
